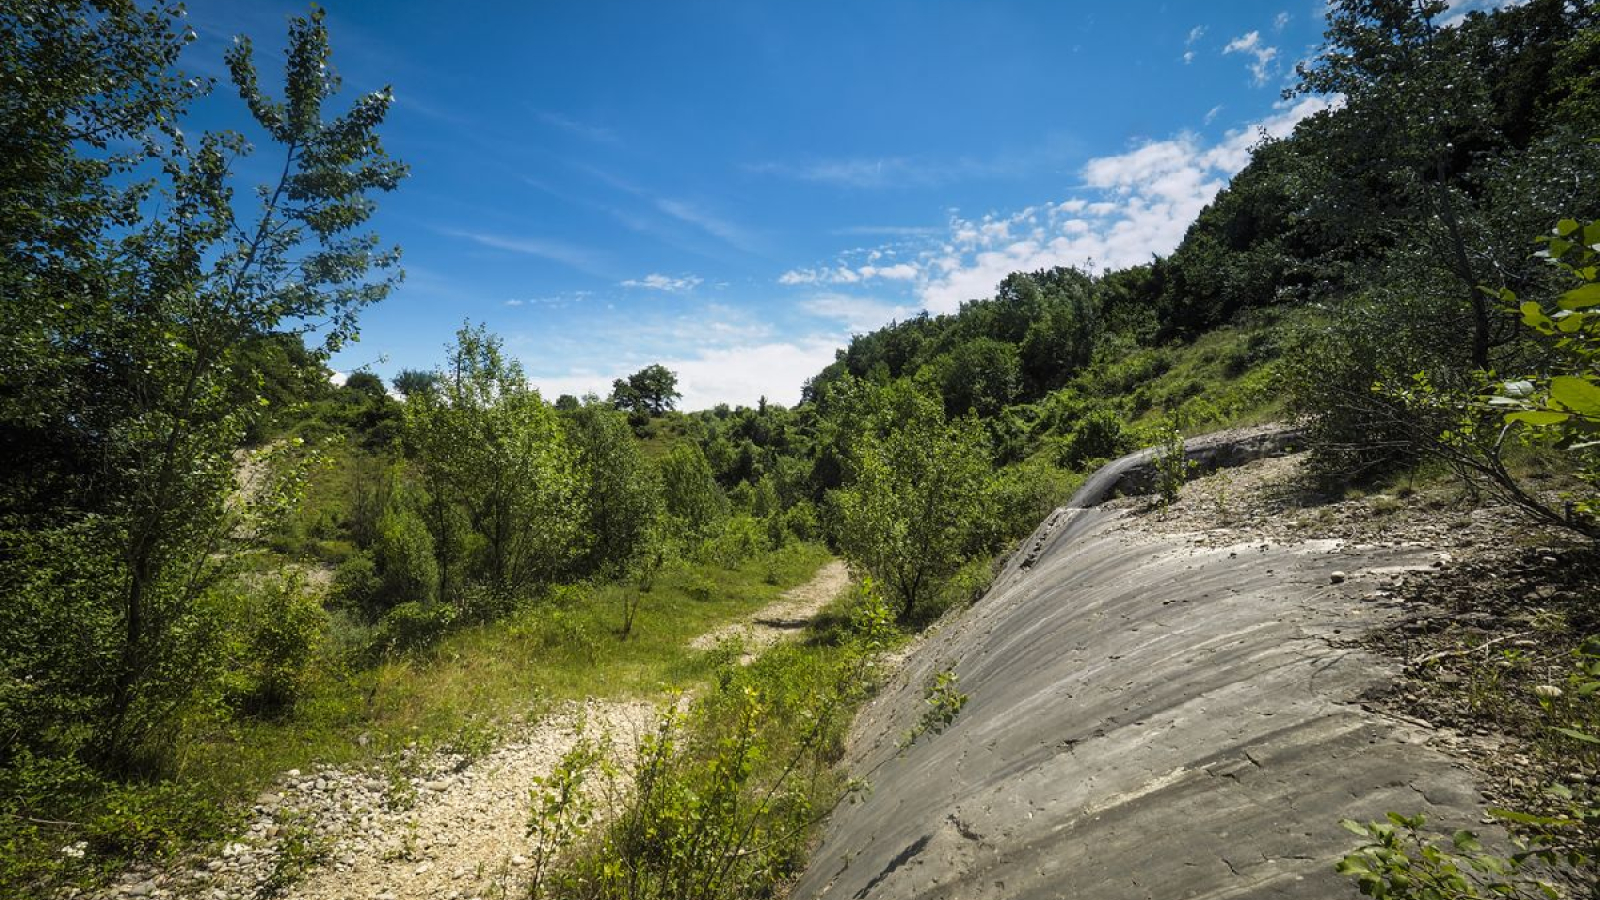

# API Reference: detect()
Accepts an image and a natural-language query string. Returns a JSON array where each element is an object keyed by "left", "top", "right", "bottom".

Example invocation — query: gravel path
[
  {"left": 93, "top": 560, "right": 850, "bottom": 900},
  {"left": 690, "top": 559, "right": 851, "bottom": 662}
]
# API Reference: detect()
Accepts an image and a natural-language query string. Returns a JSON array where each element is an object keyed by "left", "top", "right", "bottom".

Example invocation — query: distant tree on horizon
[{"left": 610, "top": 364, "right": 682, "bottom": 416}]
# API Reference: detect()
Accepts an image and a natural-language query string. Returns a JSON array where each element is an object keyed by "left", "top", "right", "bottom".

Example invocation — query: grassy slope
[{"left": 178, "top": 542, "right": 835, "bottom": 820}]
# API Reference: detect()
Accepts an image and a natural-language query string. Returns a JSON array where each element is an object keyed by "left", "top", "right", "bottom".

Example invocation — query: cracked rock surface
[{"left": 793, "top": 433, "right": 1498, "bottom": 900}]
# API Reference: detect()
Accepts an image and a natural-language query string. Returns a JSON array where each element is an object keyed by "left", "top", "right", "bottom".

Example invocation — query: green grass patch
[
  {"left": 179, "top": 542, "right": 833, "bottom": 801},
  {"left": 526, "top": 579, "right": 904, "bottom": 900},
  {"left": 7, "top": 543, "right": 834, "bottom": 898}
]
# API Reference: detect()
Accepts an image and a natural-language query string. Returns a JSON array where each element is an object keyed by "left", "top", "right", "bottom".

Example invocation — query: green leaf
[
  {"left": 1550, "top": 377, "right": 1600, "bottom": 416},
  {"left": 1557, "top": 283, "right": 1600, "bottom": 310},
  {"left": 1552, "top": 726, "right": 1600, "bottom": 744},
  {"left": 1488, "top": 807, "right": 1549, "bottom": 825},
  {"left": 1506, "top": 410, "right": 1570, "bottom": 426},
  {"left": 1337, "top": 856, "right": 1373, "bottom": 876},
  {"left": 1556, "top": 219, "right": 1581, "bottom": 237},
  {"left": 1520, "top": 302, "right": 1553, "bottom": 328},
  {"left": 1341, "top": 819, "right": 1371, "bottom": 836}
]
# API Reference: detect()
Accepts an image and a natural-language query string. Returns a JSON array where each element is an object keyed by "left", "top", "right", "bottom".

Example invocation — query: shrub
[
  {"left": 782, "top": 501, "right": 820, "bottom": 543},
  {"left": 372, "top": 508, "right": 439, "bottom": 611},
  {"left": 330, "top": 551, "right": 380, "bottom": 615},
  {"left": 372, "top": 602, "right": 457, "bottom": 656},
  {"left": 227, "top": 575, "right": 328, "bottom": 718},
  {"left": 700, "top": 516, "right": 764, "bottom": 570},
  {"left": 987, "top": 458, "right": 1083, "bottom": 546},
  {"left": 1064, "top": 409, "right": 1133, "bottom": 468}
]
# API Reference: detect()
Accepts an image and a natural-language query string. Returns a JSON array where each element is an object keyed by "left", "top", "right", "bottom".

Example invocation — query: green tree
[
  {"left": 566, "top": 404, "right": 664, "bottom": 578},
  {"left": 831, "top": 381, "right": 993, "bottom": 621},
  {"left": 658, "top": 442, "right": 728, "bottom": 538},
  {"left": 934, "top": 338, "right": 1022, "bottom": 419},
  {"left": 611, "top": 364, "right": 682, "bottom": 415},
  {"left": 391, "top": 368, "right": 438, "bottom": 400},
  {"left": 0, "top": 5, "right": 404, "bottom": 772},
  {"left": 1292, "top": 0, "right": 1599, "bottom": 371},
  {"left": 405, "top": 325, "right": 581, "bottom": 609}
]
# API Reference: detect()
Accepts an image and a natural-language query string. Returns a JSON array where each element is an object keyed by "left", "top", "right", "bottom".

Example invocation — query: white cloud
[
  {"left": 831, "top": 224, "right": 942, "bottom": 237},
  {"left": 329, "top": 370, "right": 348, "bottom": 387},
  {"left": 654, "top": 198, "right": 760, "bottom": 252},
  {"left": 621, "top": 273, "right": 703, "bottom": 292},
  {"left": 1223, "top": 31, "right": 1280, "bottom": 86},
  {"left": 1204, "top": 104, "right": 1225, "bottom": 125},
  {"left": 442, "top": 228, "right": 613, "bottom": 278},
  {"left": 530, "top": 338, "right": 843, "bottom": 409},
  {"left": 750, "top": 157, "right": 957, "bottom": 189},
  {"left": 779, "top": 262, "right": 918, "bottom": 286},
  {"left": 1183, "top": 25, "right": 1205, "bottom": 63},
  {"left": 1438, "top": 0, "right": 1527, "bottom": 26},
  {"left": 1274, "top": 11, "right": 1290, "bottom": 30},
  {"left": 534, "top": 110, "right": 618, "bottom": 144},
  {"left": 800, "top": 294, "right": 918, "bottom": 333},
  {"left": 914, "top": 96, "right": 1331, "bottom": 314}
]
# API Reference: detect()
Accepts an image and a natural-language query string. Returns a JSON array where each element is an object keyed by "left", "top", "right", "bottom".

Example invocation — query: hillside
[{"left": 793, "top": 433, "right": 1597, "bottom": 900}]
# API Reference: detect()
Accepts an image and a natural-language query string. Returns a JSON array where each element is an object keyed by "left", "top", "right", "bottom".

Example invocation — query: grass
[
  {"left": 4, "top": 542, "right": 835, "bottom": 899},
  {"left": 527, "top": 579, "right": 904, "bottom": 900},
  {"left": 177, "top": 542, "right": 834, "bottom": 813}
]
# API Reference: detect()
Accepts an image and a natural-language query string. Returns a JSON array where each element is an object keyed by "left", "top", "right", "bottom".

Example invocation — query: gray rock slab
[{"left": 792, "top": 508, "right": 1489, "bottom": 900}]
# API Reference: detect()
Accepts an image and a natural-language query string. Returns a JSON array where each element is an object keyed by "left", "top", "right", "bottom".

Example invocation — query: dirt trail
[
  {"left": 690, "top": 559, "right": 851, "bottom": 662},
  {"left": 97, "top": 560, "right": 850, "bottom": 900},
  {"left": 284, "top": 699, "right": 655, "bottom": 900}
]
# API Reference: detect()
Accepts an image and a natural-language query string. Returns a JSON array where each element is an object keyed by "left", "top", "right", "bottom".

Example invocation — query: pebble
[{"left": 1329, "top": 571, "right": 1347, "bottom": 584}]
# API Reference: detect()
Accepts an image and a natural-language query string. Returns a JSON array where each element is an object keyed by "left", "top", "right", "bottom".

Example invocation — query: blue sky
[{"left": 175, "top": 1, "right": 1498, "bottom": 409}]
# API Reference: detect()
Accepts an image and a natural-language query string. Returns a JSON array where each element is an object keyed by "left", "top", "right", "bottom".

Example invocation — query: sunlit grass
[{"left": 177, "top": 542, "right": 835, "bottom": 809}]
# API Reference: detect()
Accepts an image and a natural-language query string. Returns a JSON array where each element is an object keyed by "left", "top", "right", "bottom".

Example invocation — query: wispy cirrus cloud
[
  {"left": 830, "top": 224, "right": 943, "bottom": 237},
  {"left": 1223, "top": 30, "right": 1280, "bottom": 86},
  {"left": 534, "top": 109, "right": 618, "bottom": 144},
  {"left": 441, "top": 228, "right": 614, "bottom": 278},
  {"left": 654, "top": 198, "right": 762, "bottom": 254},
  {"left": 621, "top": 273, "right": 703, "bottom": 292},
  {"left": 748, "top": 157, "right": 969, "bottom": 189},
  {"left": 1183, "top": 25, "right": 1205, "bottom": 64},
  {"left": 749, "top": 137, "right": 1082, "bottom": 191}
]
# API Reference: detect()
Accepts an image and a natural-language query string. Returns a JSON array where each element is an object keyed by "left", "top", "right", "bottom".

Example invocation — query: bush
[
  {"left": 330, "top": 551, "right": 380, "bottom": 615},
  {"left": 372, "top": 508, "right": 439, "bottom": 611},
  {"left": 700, "top": 516, "right": 764, "bottom": 570},
  {"left": 1063, "top": 409, "right": 1133, "bottom": 468},
  {"left": 988, "top": 458, "right": 1083, "bottom": 545},
  {"left": 226, "top": 575, "right": 329, "bottom": 718},
  {"left": 782, "top": 500, "right": 820, "bottom": 543},
  {"left": 1284, "top": 290, "right": 1483, "bottom": 486},
  {"left": 372, "top": 602, "right": 457, "bottom": 656}
]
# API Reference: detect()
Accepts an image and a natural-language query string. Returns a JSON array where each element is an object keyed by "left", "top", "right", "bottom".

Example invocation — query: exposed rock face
[{"left": 792, "top": 430, "right": 1492, "bottom": 900}]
